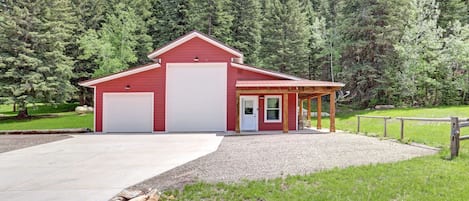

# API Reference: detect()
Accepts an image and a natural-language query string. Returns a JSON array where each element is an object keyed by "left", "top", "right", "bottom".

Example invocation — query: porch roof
[{"left": 236, "top": 80, "right": 345, "bottom": 88}]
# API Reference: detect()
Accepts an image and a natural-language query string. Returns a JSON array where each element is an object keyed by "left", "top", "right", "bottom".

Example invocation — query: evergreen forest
[{"left": 1, "top": 0, "right": 468, "bottom": 116}]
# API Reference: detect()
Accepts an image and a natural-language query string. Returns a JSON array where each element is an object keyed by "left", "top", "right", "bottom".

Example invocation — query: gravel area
[
  {"left": 0, "top": 134, "right": 72, "bottom": 153},
  {"left": 130, "top": 133, "right": 438, "bottom": 191}
]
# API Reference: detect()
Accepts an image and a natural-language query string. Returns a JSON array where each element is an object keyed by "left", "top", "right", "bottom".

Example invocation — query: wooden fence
[
  {"left": 450, "top": 117, "right": 469, "bottom": 159},
  {"left": 395, "top": 117, "right": 452, "bottom": 140},
  {"left": 356, "top": 115, "right": 392, "bottom": 137},
  {"left": 356, "top": 115, "right": 469, "bottom": 159}
]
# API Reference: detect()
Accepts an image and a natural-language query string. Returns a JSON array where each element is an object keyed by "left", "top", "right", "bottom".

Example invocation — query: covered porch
[{"left": 235, "top": 80, "right": 344, "bottom": 134}]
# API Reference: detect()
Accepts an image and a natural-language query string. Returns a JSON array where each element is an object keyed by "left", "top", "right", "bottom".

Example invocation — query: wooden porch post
[
  {"left": 307, "top": 98, "right": 312, "bottom": 122},
  {"left": 329, "top": 91, "right": 336, "bottom": 132},
  {"left": 283, "top": 93, "right": 289, "bottom": 133},
  {"left": 235, "top": 92, "right": 240, "bottom": 133},
  {"left": 317, "top": 96, "right": 322, "bottom": 129},
  {"left": 298, "top": 99, "right": 303, "bottom": 129}
]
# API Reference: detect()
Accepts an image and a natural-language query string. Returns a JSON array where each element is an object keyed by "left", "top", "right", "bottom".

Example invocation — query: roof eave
[
  {"left": 79, "top": 63, "right": 161, "bottom": 87},
  {"left": 230, "top": 63, "right": 304, "bottom": 81}
]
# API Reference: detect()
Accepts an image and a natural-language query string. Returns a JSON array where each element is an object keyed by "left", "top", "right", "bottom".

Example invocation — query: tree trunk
[
  {"left": 13, "top": 103, "right": 16, "bottom": 112},
  {"left": 16, "top": 103, "right": 29, "bottom": 119}
]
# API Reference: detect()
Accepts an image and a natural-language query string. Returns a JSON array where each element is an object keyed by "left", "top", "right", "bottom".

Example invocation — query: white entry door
[
  {"left": 240, "top": 96, "right": 258, "bottom": 131},
  {"left": 103, "top": 93, "right": 154, "bottom": 133}
]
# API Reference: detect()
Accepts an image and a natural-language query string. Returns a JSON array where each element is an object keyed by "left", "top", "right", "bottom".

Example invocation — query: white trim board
[
  {"left": 264, "top": 95, "right": 282, "bottom": 123},
  {"left": 79, "top": 63, "right": 161, "bottom": 87}
]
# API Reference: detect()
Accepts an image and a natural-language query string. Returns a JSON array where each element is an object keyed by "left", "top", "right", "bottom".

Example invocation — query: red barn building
[{"left": 79, "top": 31, "right": 344, "bottom": 133}]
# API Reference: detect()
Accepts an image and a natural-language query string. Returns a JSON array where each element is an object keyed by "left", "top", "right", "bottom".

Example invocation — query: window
[{"left": 264, "top": 95, "right": 282, "bottom": 122}]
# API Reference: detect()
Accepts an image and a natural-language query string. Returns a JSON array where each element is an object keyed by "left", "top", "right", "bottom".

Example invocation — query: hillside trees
[
  {"left": 229, "top": 0, "right": 262, "bottom": 65},
  {"left": 0, "top": 0, "right": 77, "bottom": 117},
  {"left": 150, "top": 0, "right": 192, "bottom": 47},
  {"left": 78, "top": 3, "right": 152, "bottom": 77},
  {"left": 1, "top": 0, "right": 469, "bottom": 110},
  {"left": 396, "top": 0, "right": 469, "bottom": 106},
  {"left": 337, "top": 0, "right": 408, "bottom": 107},
  {"left": 260, "top": 0, "right": 312, "bottom": 77},
  {"left": 188, "top": 0, "right": 234, "bottom": 43}
]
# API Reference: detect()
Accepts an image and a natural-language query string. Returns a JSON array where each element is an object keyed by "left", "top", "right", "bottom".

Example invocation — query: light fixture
[
  {"left": 125, "top": 85, "right": 131, "bottom": 90},
  {"left": 194, "top": 56, "right": 199, "bottom": 62}
]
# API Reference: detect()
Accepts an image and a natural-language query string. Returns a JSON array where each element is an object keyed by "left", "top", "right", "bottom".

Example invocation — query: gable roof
[
  {"left": 230, "top": 62, "right": 304, "bottom": 81},
  {"left": 147, "top": 31, "right": 243, "bottom": 60},
  {"left": 79, "top": 63, "right": 161, "bottom": 87}
]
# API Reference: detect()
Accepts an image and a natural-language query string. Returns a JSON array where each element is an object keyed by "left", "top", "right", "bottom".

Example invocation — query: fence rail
[
  {"left": 395, "top": 117, "right": 454, "bottom": 140},
  {"left": 450, "top": 117, "right": 469, "bottom": 159},
  {"left": 356, "top": 115, "right": 392, "bottom": 137},
  {"left": 355, "top": 115, "right": 469, "bottom": 159}
]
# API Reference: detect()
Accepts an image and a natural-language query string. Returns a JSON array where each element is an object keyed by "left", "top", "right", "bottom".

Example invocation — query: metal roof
[{"left": 236, "top": 80, "right": 345, "bottom": 88}]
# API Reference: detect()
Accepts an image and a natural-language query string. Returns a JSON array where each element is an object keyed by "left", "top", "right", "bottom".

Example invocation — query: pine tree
[
  {"left": 78, "top": 3, "right": 146, "bottom": 77},
  {"left": 441, "top": 21, "right": 469, "bottom": 104},
  {"left": 337, "top": 0, "right": 408, "bottom": 107},
  {"left": 0, "top": 0, "right": 77, "bottom": 117},
  {"left": 310, "top": 0, "right": 342, "bottom": 81},
  {"left": 229, "top": 0, "right": 262, "bottom": 65},
  {"left": 150, "top": 0, "right": 192, "bottom": 47},
  {"left": 437, "top": 0, "right": 469, "bottom": 29},
  {"left": 71, "top": 0, "right": 109, "bottom": 105},
  {"left": 188, "top": 0, "right": 234, "bottom": 43},
  {"left": 394, "top": 0, "right": 444, "bottom": 106},
  {"left": 260, "top": 0, "right": 311, "bottom": 77}
]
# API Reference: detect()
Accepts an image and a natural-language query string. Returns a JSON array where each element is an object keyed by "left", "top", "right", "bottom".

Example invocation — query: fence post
[
  {"left": 357, "top": 116, "right": 360, "bottom": 134},
  {"left": 450, "top": 117, "right": 460, "bottom": 159},
  {"left": 400, "top": 119, "right": 404, "bottom": 140},
  {"left": 384, "top": 118, "right": 388, "bottom": 137}
]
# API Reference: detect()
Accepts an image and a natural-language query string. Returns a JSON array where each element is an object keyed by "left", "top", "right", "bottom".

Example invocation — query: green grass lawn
[
  {"left": 160, "top": 105, "right": 469, "bottom": 201},
  {"left": 0, "top": 103, "right": 93, "bottom": 130},
  {"left": 316, "top": 105, "right": 469, "bottom": 147}
]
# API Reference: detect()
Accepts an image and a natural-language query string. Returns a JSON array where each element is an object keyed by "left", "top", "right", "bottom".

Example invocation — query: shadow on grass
[{"left": 0, "top": 103, "right": 79, "bottom": 116}]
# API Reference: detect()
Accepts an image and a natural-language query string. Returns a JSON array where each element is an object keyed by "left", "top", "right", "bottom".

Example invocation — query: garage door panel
[
  {"left": 103, "top": 93, "right": 154, "bottom": 133},
  {"left": 166, "top": 63, "right": 227, "bottom": 132}
]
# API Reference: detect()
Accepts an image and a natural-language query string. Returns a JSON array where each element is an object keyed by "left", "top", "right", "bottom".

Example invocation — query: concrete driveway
[{"left": 0, "top": 134, "right": 223, "bottom": 201}]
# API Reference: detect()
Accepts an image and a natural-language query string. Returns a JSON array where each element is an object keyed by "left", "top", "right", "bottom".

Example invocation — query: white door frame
[
  {"left": 102, "top": 92, "right": 154, "bottom": 133},
  {"left": 240, "top": 95, "right": 258, "bottom": 131}
]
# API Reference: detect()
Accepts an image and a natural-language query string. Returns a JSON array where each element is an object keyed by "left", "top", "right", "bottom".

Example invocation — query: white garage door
[
  {"left": 166, "top": 63, "right": 227, "bottom": 132},
  {"left": 103, "top": 93, "right": 154, "bottom": 133}
]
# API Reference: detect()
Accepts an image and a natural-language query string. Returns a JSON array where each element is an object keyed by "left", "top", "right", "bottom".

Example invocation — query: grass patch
[
  {"left": 162, "top": 155, "right": 469, "bottom": 201},
  {"left": 159, "top": 105, "right": 469, "bottom": 200},
  {"left": 315, "top": 105, "right": 469, "bottom": 147},
  {"left": 0, "top": 103, "right": 93, "bottom": 130}
]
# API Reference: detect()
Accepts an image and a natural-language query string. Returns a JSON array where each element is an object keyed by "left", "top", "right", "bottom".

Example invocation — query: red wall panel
[
  {"left": 93, "top": 36, "right": 298, "bottom": 132},
  {"left": 94, "top": 68, "right": 165, "bottom": 132}
]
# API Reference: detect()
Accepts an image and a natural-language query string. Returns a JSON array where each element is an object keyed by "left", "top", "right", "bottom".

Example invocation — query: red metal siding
[
  {"left": 159, "top": 37, "right": 236, "bottom": 63},
  {"left": 227, "top": 68, "right": 288, "bottom": 131},
  {"left": 94, "top": 68, "right": 165, "bottom": 132},
  {"left": 258, "top": 93, "right": 297, "bottom": 131},
  {"left": 93, "top": 36, "right": 298, "bottom": 132}
]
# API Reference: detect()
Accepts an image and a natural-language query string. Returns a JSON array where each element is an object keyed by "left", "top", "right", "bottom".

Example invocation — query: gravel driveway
[
  {"left": 0, "top": 134, "right": 71, "bottom": 153},
  {"left": 130, "top": 133, "right": 438, "bottom": 191}
]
